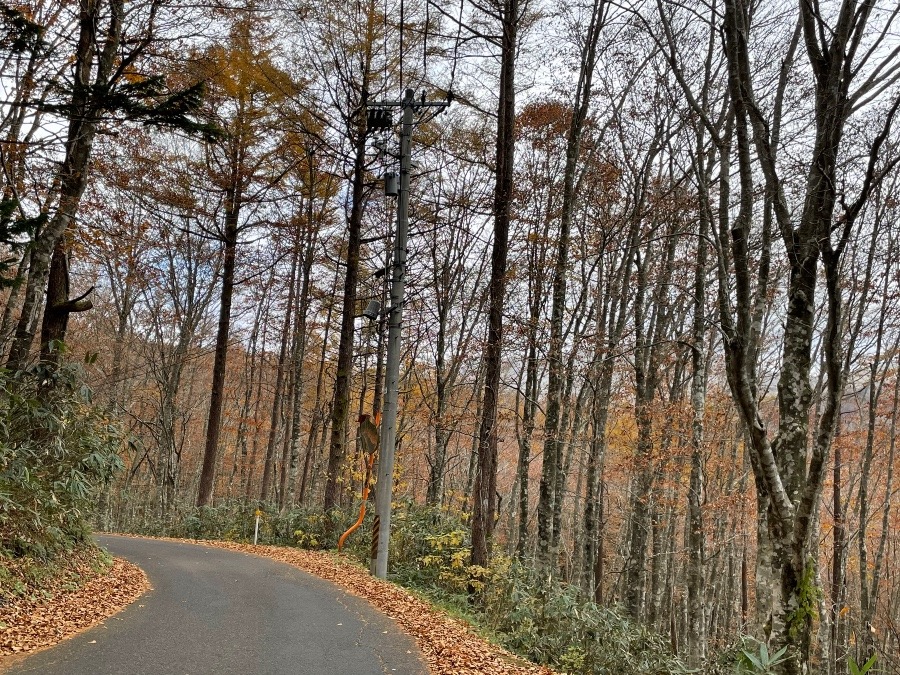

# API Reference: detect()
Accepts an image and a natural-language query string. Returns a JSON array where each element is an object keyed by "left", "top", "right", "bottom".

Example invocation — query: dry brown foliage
[{"left": 0, "top": 550, "right": 148, "bottom": 661}]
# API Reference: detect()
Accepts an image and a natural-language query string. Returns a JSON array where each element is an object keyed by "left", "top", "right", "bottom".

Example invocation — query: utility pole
[{"left": 371, "top": 88, "right": 449, "bottom": 579}]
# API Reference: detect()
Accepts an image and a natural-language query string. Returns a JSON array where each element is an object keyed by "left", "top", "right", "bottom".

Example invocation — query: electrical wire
[
  {"left": 382, "top": 0, "right": 388, "bottom": 98},
  {"left": 448, "top": 0, "right": 464, "bottom": 94},
  {"left": 423, "top": 0, "right": 429, "bottom": 85}
]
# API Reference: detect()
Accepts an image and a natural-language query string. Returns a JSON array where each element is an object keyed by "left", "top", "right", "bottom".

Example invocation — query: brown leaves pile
[
  {"left": 203, "top": 540, "right": 556, "bottom": 675},
  {"left": 0, "top": 550, "right": 148, "bottom": 660}
]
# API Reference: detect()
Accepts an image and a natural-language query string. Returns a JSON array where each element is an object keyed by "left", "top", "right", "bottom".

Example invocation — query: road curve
[{"left": 6, "top": 535, "right": 427, "bottom": 675}]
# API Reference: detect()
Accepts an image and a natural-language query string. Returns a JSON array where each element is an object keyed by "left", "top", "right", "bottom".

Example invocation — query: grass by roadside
[{"left": 0, "top": 545, "right": 148, "bottom": 660}]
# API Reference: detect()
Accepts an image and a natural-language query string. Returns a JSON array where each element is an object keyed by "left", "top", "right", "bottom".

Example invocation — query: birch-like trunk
[
  {"left": 536, "top": 0, "right": 605, "bottom": 570},
  {"left": 261, "top": 229, "right": 301, "bottom": 501}
]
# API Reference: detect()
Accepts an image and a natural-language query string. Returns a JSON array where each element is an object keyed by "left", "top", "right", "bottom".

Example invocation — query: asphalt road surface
[{"left": 6, "top": 535, "right": 427, "bottom": 675}]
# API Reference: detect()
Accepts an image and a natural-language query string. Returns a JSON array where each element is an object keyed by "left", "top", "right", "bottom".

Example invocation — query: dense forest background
[{"left": 2, "top": 0, "right": 900, "bottom": 673}]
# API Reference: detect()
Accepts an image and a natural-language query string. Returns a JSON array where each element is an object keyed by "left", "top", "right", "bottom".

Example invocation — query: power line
[
  {"left": 423, "top": 0, "right": 429, "bottom": 82},
  {"left": 449, "top": 0, "right": 464, "bottom": 93}
]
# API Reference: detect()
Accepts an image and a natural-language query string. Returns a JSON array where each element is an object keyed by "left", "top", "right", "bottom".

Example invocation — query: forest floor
[{"left": 0, "top": 546, "right": 148, "bottom": 662}]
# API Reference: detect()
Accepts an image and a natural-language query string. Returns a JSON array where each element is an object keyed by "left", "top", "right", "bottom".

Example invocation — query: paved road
[{"left": 6, "top": 536, "right": 427, "bottom": 675}]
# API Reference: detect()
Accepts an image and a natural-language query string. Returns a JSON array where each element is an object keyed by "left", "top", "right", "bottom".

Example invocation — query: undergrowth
[
  {"left": 0, "top": 363, "right": 123, "bottom": 560},
  {"left": 0, "top": 543, "right": 111, "bottom": 609}
]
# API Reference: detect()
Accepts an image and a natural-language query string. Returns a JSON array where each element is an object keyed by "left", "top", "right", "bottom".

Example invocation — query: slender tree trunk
[
  {"left": 299, "top": 253, "right": 339, "bottom": 505},
  {"left": 277, "top": 347, "right": 298, "bottom": 508},
  {"left": 536, "top": 0, "right": 605, "bottom": 571},
  {"left": 550, "top": 377, "right": 588, "bottom": 555},
  {"left": 426, "top": 292, "right": 452, "bottom": 505},
  {"left": 866, "top": 350, "right": 900, "bottom": 658},
  {"left": 324, "top": 99, "right": 369, "bottom": 515},
  {"left": 624, "top": 225, "right": 677, "bottom": 620},
  {"left": 243, "top": 327, "right": 268, "bottom": 500},
  {"left": 261, "top": 232, "right": 301, "bottom": 501},
  {"left": 464, "top": 363, "right": 485, "bottom": 510},
  {"left": 197, "top": 194, "right": 239, "bottom": 507},
  {"left": 233, "top": 314, "right": 261, "bottom": 497},
  {"left": 471, "top": 0, "right": 517, "bottom": 571},
  {"left": 515, "top": 332, "right": 537, "bottom": 558},
  {"left": 582, "top": 218, "right": 635, "bottom": 597},
  {"left": 283, "top": 212, "right": 315, "bottom": 509},
  {"left": 624, "top": 266, "right": 653, "bottom": 619},
  {"left": 0, "top": 254, "right": 29, "bottom": 357},
  {"left": 687, "top": 170, "right": 710, "bottom": 664}
]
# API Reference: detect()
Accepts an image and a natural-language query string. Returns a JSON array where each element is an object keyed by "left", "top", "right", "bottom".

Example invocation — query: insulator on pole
[{"left": 366, "top": 108, "right": 392, "bottom": 133}]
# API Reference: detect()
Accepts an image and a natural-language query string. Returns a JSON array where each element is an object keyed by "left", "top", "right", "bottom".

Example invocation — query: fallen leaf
[{"left": 0, "top": 551, "right": 148, "bottom": 662}]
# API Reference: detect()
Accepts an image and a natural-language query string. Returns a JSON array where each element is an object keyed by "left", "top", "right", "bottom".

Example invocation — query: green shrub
[
  {"left": 703, "top": 635, "right": 802, "bottom": 675},
  {"left": 120, "top": 499, "right": 366, "bottom": 553},
  {"left": 849, "top": 654, "right": 877, "bottom": 675},
  {"left": 0, "top": 364, "right": 123, "bottom": 558},
  {"left": 482, "top": 560, "right": 690, "bottom": 674},
  {"left": 386, "top": 500, "right": 475, "bottom": 593},
  {"left": 734, "top": 638, "right": 790, "bottom": 674},
  {"left": 366, "top": 503, "right": 688, "bottom": 675}
]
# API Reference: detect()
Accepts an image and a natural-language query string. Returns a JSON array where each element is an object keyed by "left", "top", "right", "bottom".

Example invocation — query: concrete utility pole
[{"left": 371, "top": 88, "right": 448, "bottom": 579}]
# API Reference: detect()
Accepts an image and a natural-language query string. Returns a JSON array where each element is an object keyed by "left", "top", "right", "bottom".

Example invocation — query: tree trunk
[
  {"left": 283, "top": 206, "right": 316, "bottom": 510},
  {"left": 299, "top": 260, "right": 339, "bottom": 505},
  {"left": 471, "top": 0, "right": 517, "bottom": 571},
  {"left": 0, "top": 254, "right": 29, "bottom": 357},
  {"left": 426, "top": 273, "right": 452, "bottom": 506},
  {"left": 7, "top": 0, "right": 125, "bottom": 369},
  {"left": 624, "top": 223, "right": 678, "bottom": 620},
  {"left": 687, "top": 158, "right": 710, "bottom": 665},
  {"left": 536, "top": 0, "right": 605, "bottom": 572},
  {"left": 515, "top": 327, "right": 538, "bottom": 558},
  {"left": 713, "top": 0, "right": 894, "bottom": 666},
  {"left": 233, "top": 298, "right": 263, "bottom": 497},
  {"left": 261, "top": 230, "right": 301, "bottom": 501},
  {"left": 39, "top": 238, "right": 93, "bottom": 363},
  {"left": 324, "top": 97, "right": 369, "bottom": 515},
  {"left": 196, "top": 194, "right": 239, "bottom": 507}
]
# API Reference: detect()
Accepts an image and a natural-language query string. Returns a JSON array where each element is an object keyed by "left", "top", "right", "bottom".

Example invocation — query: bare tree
[{"left": 471, "top": 0, "right": 523, "bottom": 571}]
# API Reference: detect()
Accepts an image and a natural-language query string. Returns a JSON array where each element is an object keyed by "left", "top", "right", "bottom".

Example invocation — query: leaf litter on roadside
[{"left": 0, "top": 550, "right": 148, "bottom": 659}]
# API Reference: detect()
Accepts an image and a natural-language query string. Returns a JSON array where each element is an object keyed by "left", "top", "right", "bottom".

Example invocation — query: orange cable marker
[{"left": 338, "top": 416, "right": 379, "bottom": 552}]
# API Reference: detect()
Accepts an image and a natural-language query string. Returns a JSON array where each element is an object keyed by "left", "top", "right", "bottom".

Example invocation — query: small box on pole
[{"left": 384, "top": 172, "right": 398, "bottom": 197}]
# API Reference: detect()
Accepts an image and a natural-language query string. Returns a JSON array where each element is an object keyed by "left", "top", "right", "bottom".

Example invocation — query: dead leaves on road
[
  {"left": 0, "top": 549, "right": 148, "bottom": 661},
  {"left": 204, "top": 541, "right": 556, "bottom": 675}
]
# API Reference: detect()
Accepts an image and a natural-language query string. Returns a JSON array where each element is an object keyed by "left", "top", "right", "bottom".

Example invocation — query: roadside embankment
[{"left": 0, "top": 546, "right": 148, "bottom": 662}]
